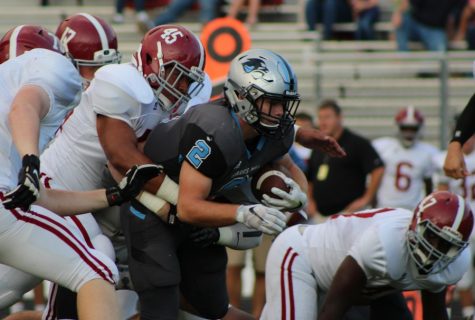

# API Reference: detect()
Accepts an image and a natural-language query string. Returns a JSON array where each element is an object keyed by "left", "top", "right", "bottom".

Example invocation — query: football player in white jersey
[
  {"left": 0, "top": 24, "right": 165, "bottom": 320},
  {"left": 261, "top": 191, "right": 473, "bottom": 320},
  {"left": 373, "top": 106, "right": 438, "bottom": 210}
]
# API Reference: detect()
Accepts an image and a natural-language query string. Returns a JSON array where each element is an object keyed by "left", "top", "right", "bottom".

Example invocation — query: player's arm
[
  {"left": 3, "top": 86, "right": 53, "bottom": 211},
  {"left": 177, "top": 161, "right": 286, "bottom": 234},
  {"left": 30, "top": 164, "right": 162, "bottom": 216},
  {"left": 445, "top": 94, "right": 475, "bottom": 179},
  {"left": 9, "top": 85, "right": 51, "bottom": 157},
  {"left": 294, "top": 125, "right": 346, "bottom": 158},
  {"left": 318, "top": 256, "right": 367, "bottom": 320},
  {"left": 420, "top": 288, "right": 449, "bottom": 320},
  {"left": 97, "top": 115, "right": 166, "bottom": 192}
]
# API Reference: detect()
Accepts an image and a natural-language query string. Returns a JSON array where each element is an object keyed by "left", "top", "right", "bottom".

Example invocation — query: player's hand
[
  {"left": 296, "top": 127, "right": 346, "bottom": 158},
  {"left": 262, "top": 177, "right": 307, "bottom": 211},
  {"left": 444, "top": 141, "right": 469, "bottom": 179},
  {"left": 106, "top": 164, "right": 163, "bottom": 206},
  {"left": 189, "top": 226, "right": 220, "bottom": 248},
  {"left": 3, "top": 154, "right": 40, "bottom": 211},
  {"left": 235, "top": 204, "right": 286, "bottom": 235}
]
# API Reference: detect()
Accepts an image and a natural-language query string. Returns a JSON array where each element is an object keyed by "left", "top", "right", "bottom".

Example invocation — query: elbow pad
[{"left": 217, "top": 223, "right": 263, "bottom": 250}]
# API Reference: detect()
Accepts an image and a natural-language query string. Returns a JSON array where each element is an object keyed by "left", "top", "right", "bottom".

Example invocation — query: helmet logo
[
  {"left": 161, "top": 28, "right": 184, "bottom": 44},
  {"left": 241, "top": 58, "right": 272, "bottom": 81},
  {"left": 60, "top": 26, "right": 76, "bottom": 53}
]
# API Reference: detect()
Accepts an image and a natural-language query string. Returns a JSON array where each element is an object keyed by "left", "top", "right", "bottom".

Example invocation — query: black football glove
[
  {"left": 3, "top": 154, "right": 40, "bottom": 211},
  {"left": 106, "top": 164, "right": 163, "bottom": 206},
  {"left": 189, "top": 226, "right": 220, "bottom": 248}
]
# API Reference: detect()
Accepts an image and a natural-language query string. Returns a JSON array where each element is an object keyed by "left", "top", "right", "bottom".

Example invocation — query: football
[{"left": 251, "top": 165, "right": 291, "bottom": 202}]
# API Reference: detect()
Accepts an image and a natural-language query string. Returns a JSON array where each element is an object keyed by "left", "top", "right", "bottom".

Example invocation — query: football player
[
  {"left": 445, "top": 93, "right": 475, "bottom": 179},
  {"left": 261, "top": 191, "right": 473, "bottom": 320},
  {"left": 56, "top": 13, "right": 122, "bottom": 89},
  {"left": 0, "top": 24, "right": 162, "bottom": 320},
  {"left": 373, "top": 106, "right": 439, "bottom": 210},
  {"left": 120, "top": 48, "right": 308, "bottom": 319}
]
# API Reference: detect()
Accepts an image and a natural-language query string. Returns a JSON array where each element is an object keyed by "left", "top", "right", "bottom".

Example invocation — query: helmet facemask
[
  {"left": 146, "top": 59, "right": 205, "bottom": 115},
  {"left": 407, "top": 219, "right": 468, "bottom": 275},
  {"left": 70, "top": 48, "right": 121, "bottom": 68}
]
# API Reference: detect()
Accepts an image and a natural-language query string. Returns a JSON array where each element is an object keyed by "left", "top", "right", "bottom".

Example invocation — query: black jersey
[{"left": 143, "top": 101, "right": 294, "bottom": 197}]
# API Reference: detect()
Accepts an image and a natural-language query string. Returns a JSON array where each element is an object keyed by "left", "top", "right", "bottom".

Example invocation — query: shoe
[{"left": 112, "top": 14, "right": 125, "bottom": 24}]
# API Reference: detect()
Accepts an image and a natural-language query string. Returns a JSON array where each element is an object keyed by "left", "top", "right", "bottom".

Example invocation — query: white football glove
[
  {"left": 235, "top": 204, "right": 287, "bottom": 235},
  {"left": 262, "top": 177, "right": 307, "bottom": 211}
]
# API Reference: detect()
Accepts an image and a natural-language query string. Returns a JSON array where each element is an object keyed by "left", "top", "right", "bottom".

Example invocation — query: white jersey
[
  {"left": 302, "top": 208, "right": 469, "bottom": 295},
  {"left": 0, "top": 49, "right": 81, "bottom": 191},
  {"left": 40, "top": 63, "right": 211, "bottom": 191},
  {"left": 373, "top": 137, "right": 438, "bottom": 209}
]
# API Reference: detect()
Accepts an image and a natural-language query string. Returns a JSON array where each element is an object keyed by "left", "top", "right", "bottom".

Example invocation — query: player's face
[
  {"left": 318, "top": 108, "right": 341, "bottom": 136},
  {"left": 162, "top": 64, "right": 192, "bottom": 103},
  {"left": 258, "top": 97, "right": 284, "bottom": 127}
]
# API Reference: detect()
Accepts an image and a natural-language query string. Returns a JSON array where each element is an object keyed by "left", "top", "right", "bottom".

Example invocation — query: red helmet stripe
[
  {"left": 9, "top": 25, "right": 24, "bottom": 59},
  {"left": 78, "top": 13, "right": 109, "bottom": 50},
  {"left": 453, "top": 195, "right": 466, "bottom": 230},
  {"left": 406, "top": 105, "right": 416, "bottom": 123}
]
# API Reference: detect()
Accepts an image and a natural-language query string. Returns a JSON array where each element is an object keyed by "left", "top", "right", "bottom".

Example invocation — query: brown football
[{"left": 251, "top": 165, "right": 291, "bottom": 202}]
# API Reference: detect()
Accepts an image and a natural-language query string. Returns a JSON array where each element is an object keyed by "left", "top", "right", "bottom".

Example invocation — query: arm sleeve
[
  {"left": 180, "top": 124, "right": 228, "bottom": 179},
  {"left": 452, "top": 93, "right": 475, "bottom": 145}
]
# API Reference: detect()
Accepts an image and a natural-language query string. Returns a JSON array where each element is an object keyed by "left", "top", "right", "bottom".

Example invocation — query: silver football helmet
[{"left": 224, "top": 49, "right": 300, "bottom": 139}]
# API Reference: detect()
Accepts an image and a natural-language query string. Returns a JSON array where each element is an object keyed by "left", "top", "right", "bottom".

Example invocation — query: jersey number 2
[{"left": 186, "top": 140, "right": 211, "bottom": 169}]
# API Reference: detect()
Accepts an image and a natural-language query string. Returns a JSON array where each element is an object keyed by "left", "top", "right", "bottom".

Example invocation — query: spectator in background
[
  {"left": 228, "top": 0, "right": 261, "bottom": 28},
  {"left": 138, "top": 0, "right": 220, "bottom": 33},
  {"left": 455, "top": 0, "right": 475, "bottom": 50},
  {"left": 351, "top": 0, "right": 380, "bottom": 40},
  {"left": 372, "top": 106, "right": 438, "bottom": 210},
  {"left": 113, "top": 0, "right": 150, "bottom": 25},
  {"left": 305, "top": 0, "right": 353, "bottom": 40},
  {"left": 394, "top": 0, "right": 465, "bottom": 51},
  {"left": 290, "top": 112, "right": 314, "bottom": 174},
  {"left": 306, "top": 99, "right": 384, "bottom": 220}
]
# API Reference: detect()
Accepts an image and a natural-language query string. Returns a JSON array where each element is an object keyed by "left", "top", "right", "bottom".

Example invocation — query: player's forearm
[
  {"left": 9, "top": 103, "right": 42, "bottom": 157},
  {"left": 452, "top": 93, "right": 475, "bottom": 145},
  {"left": 37, "top": 188, "right": 108, "bottom": 216},
  {"left": 9, "top": 86, "right": 50, "bottom": 157},
  {"left": 177, "top": 199, "right": 239, "bottom": 227}
]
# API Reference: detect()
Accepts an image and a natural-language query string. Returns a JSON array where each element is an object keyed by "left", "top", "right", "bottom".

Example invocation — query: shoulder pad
[{"left": 94, "top": 63, "right": 154, "bottom": 104}]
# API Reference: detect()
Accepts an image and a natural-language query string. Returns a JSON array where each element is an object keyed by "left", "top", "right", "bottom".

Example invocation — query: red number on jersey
[{"left": 395, "top": 162, "right": 413, "bottom": 191}]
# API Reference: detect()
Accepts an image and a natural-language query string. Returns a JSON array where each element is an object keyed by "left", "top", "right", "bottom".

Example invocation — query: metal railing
[{"left": 310, "top": 42, "right": 475, "bottom": 149}]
